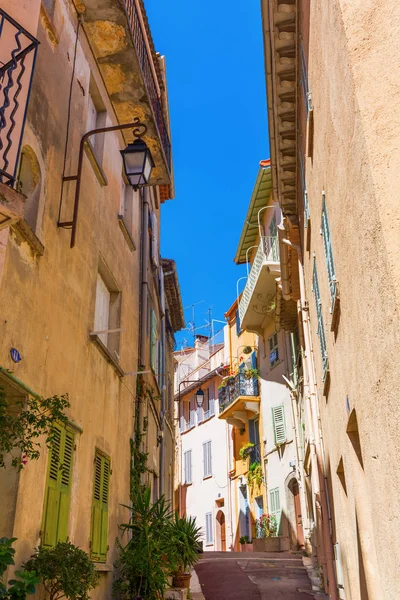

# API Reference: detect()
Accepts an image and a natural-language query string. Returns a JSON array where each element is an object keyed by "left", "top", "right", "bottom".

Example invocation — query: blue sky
[{"left": 146, "top": 0, "right": 270, "bottom": 348}]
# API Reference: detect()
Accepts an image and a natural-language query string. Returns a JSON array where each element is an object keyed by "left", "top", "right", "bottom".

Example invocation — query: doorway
[
  {"left": 216, "top": 510, "right": 226, "bottom": 551},
  {"left": 288, "top": 478, "right": 305, "bottom": 548}
]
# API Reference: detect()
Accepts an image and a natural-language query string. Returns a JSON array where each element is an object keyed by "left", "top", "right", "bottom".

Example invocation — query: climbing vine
[
  {"left": 130, "top": 374, "right": 159, "bottom": 501},
  {"left": 0, "top": 387, "right": 70, "bottom": 471}
]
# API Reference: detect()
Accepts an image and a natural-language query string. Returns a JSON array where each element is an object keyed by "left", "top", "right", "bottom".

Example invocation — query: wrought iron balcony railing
[
  {"left": 0, "top": 10, "right": 39, "bottom": 187},
  {"left": 124, "top": 0, "right": 171, "bottom": 172},
  {"left": 218, "top": 373, "right": 259, "bottom": 413},
  {"left": 239, "top": 236, "right": 280, "bottom": 324}
]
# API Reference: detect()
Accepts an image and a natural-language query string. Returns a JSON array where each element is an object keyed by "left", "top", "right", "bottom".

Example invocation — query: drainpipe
[
  {"left": 139, "top": 189, "right": 150, "bottom": 367},
  {"left": 159, "top": 297, "right": 166, "bottom": 498},
  {"left": 282, "top": 239, "right": 337, "bottom": 600}
]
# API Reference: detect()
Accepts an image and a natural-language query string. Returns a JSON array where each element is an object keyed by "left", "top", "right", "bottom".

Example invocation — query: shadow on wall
[{"left": 356, "top": 512, "right": 370, "bottom": 600}]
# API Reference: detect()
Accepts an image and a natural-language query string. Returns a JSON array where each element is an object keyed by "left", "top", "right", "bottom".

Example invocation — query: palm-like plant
[
  {"left": 168, "top": 514, "right": 202, "bottom": 576},
  {"left": 114, "top": 487, "right": 173, "bottom": 600}
]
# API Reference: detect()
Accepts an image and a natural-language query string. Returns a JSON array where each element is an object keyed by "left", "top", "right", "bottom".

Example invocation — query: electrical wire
[{"left": 58, "top": 15, "right": 82, "bottom": 223}]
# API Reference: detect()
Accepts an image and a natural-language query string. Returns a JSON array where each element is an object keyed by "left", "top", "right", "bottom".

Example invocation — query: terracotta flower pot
[{"left": 172, "top": 573, "right": 191, "bottom": 588}]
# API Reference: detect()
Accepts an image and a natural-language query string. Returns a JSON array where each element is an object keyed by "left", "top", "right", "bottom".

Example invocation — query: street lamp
[
  {"left": 195, "top": 388, "right": 204, "bottom": 408},
  {"left": 59, "top": 117, "right": 152, "bottom": 248},
  {"left": 120, "top": 137, "right": 155, "bottom": 189}
]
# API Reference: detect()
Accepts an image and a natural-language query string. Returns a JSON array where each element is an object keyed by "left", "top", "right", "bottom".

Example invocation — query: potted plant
[
  {"left": 239, "top": 536, "right": 253, "bottom": 552},
  {"left": 243, "top": 368, "right": 259, "bottom": 379},
  {"left": 169, "top": 514, "right": 202, "bottom": 589},
  {"left": 239, "top": 442, "right": 254, "bottom": 461},
  {"left": 114, "top": 487, "right": 173, "bottom": 600},
  {"left": 253, "top": 514, "right": 281, "bottom": 552},
  {"left": 24, "top": 541, "right": 100, "bottom": 600},
  {"left": 247, "top": 462, "right": 263, "bottom": 491},
  {"left": 0, "top": 537, "right": 40, "bottom": 600}
]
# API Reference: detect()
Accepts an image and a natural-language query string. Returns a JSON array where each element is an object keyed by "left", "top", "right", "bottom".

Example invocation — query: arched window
[{"left": 16, "top": 146, "right": 41, "bottom": 232}]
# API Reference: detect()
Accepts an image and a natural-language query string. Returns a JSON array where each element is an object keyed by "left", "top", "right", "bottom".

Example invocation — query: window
[
  {"left": 179, "top": 402, "right": 185, "bottom": 433},
  {"left": 189, "top": 396, "right": 196, "bottom": 427},
  {"left": 300, "top": 40, "right": 312, "bottom": 117},
  {"left": 272, "top": 405, "right": 286, "bottom": 446},
  {"left": 312, "top": 258, "right": 329, "bottom": 379},
  {"left": 90, "top": 451, "right": 110, "bottom": 562},
  {"left": 269, "top": 333, "right": 279, "bottom": 367},
  {"left": 203, "top": 440, "right": 212, "bottom": 478},
  {"left": 235, "top": 309, "right": 241, "bottom": 336},
  {"left": 119, "top": 185, "right": 138, "bottom": 251},
  {"left": 150, "top": 210, "right": 159, "bottom": 267},
  {"left": 152, "top": 474, "right": 159, "bottom": 503},
  {"left": 269, "top": 488, "right": 281, "bottom": 535},
  {"left": 150, "top": 308, "right": 159, "bottom": 375},
  {"left": 299, "top": 147, "right": 310, "bottom": 225},
  {"left": 321, "top": 193, "right": 337, "bottom": 311},
  {"left": 42, "top": 423, "right": 74, "bottom": 547},
  {"left": 93, "top": 264, "right": 121, "bottom": 358},
  {"left": 205, "top": 512, "right": 213, "bottom": 545},
  {"left": 184, "top": 450, "right": 192, "bottom": 485},
  {"left": 87, "top": 77, "right": 107, "bottom": 166},
  {"left": 206, "top": 382, "right": 215, "bottom": 418},
  {"left": 16, "top": 146, "right": 41, "bottom": 232}
]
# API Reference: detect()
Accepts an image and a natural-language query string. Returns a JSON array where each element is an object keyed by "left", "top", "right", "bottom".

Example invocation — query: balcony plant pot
[
  {"left": 242, "top": 543, "right": 253, "bottom": 552},
  {"left": 253, "top": 537, "right": 281, "bottom": 552},
  {"left": 172, "top": 573, "right": 191, "bottom": 588}
]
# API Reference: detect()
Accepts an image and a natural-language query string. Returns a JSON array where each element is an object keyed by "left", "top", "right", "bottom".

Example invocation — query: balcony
[
  {"left": 239, "top": 236, "right": 280, "bottom": 336},
  {"left": 0, "top": 9, "right": 39, "bottom": 188},
  {"left": 218, "top": 373, "right": 260, "bottom": 422},
  {"left": 80, "top": 0, "right": 172, "bottom": 187}
]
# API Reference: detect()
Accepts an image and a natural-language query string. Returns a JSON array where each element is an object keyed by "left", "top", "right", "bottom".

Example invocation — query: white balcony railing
[{"left": 239, "top": 236, "right": 279, "bottom": 324}]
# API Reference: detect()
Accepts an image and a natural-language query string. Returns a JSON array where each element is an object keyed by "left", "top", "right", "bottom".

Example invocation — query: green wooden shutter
[
  {"left": 272, "top": 405, "right": 286, "bottom": 445},
  {"left": 42, "top": 424, "right": 74, "bottom": 547},
  {"left": 57, "top": 428, "right": 74, "bottom": 542},
  {"left": 150, "top": 309, "right": 157, "bottom": 372},
  {"left": 90, "top": 452, "right": 110, "bottom": 562}
]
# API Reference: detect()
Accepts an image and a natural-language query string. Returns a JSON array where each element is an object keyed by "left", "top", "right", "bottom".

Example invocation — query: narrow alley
[{"left": 193, "top": 552, "right": 324, "bottom": 600}]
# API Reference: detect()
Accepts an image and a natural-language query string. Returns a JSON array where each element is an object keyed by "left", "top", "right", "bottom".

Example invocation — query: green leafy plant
[
  {"left": 255, "top": 514, "right": 278, "bottom": 538},
  {"left": 239, "top": 536, "right": 250, "bottom": 545},
  {"left": 0, "top": 537, "right": 40, "bottom": 600},
  {"left": 0, "top": 388, "right": 70, "bottom": 470},
  {"left": 168, "top": 514, "right": 202, "bottom": 576},
  {"left": 243, "top": 368, "right": 259, "bottom": 379},
  {"left": 239, "top": 442, "right": 254, "bottom": 461},
  {"left": 247, "top": 462, "right": 263, "bottom": 490},
  {"left": 24, "top": 542, "right": 99, "bottom": 600},
  {"left": 113, "top": 487, "right": 173, "bottom": 600}
]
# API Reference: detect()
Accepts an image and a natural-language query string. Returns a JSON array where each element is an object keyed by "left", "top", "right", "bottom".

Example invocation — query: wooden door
[
  {"left": 220, "top": 512, "right": 226, "bottom": 551},
  {"left": 293, "top": 481, "right": 305, "bottom": 548}
]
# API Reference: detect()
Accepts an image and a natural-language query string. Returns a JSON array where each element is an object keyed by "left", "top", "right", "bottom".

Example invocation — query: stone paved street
[{"left": 194, "top": 552, "right": 317, "bottom": 600}]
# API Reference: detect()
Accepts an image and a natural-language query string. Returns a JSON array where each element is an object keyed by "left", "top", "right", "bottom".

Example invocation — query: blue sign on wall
[
  {"left": 10, "top": 348, "right": 21, "bottom": 363},
  {"left": 270, "top": 349, "right": 278, "bottom": 364}
]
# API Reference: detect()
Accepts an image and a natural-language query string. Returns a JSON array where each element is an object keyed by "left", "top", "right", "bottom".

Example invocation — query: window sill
[
  {"left": 118, "top": 215, "right": 136, "bottom": 252},
  {"left": 184, "top": 481, "right": 192, "bottom": 487},
  {"left": 269, "top": 359, "right": 283, "bottom": 372},
  {"left": 84, "top": 140, "right": 108, "bottom": 186},
  {"left": 330, "top": 287, "right": 340, "bottom": 333},
  {"left": 93, "top": 563, "right": 113, "bottom": 572},
  {"left": 181, "top": 425, "right": 195, "bottom": 435},
  {"left": 12, "top": 219, "right": 44, "bottom": 256},
  {"left": 203, "top": 475, "right": 212, "bottom": 481},
  {"left": 89, "top": 334, "right": 124, "bottom": 377},
  {"left": 199, "top": 413, "right": 215, "bottom": 425}
]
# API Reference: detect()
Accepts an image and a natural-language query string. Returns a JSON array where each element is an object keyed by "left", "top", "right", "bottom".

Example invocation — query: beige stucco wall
[
  {"left": 302, "top": 1, "right": 400, "bottom": 598},
  {"left": 0, "top": 0, "right": 175, "bottom": 596}
]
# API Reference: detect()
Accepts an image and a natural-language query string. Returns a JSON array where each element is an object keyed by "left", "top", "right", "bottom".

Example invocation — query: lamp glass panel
[
  {"left": 123, "top": 150, "right": 146, "bottom": 174},
  {"left": 143, "top": 153, "right": 153, "bottom": 182}
]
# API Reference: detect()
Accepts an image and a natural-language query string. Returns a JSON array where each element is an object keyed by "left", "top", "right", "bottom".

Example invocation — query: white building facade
[{"left": 175, "top": 336, "right": 234, "bottom": 551}]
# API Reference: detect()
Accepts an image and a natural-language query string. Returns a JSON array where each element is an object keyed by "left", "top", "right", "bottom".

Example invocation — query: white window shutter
[
  {"left": 205, "top": 512, "right": 213, "bottom": 544},
  {"left": 95, "top": 273, "right": 110, "bottom": 346},
  {"left": 272, "top": 405, "right": 286, "bottom": 445},
  {"left": 151, "top": 211, "right": 159, "bottom": 267}
]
